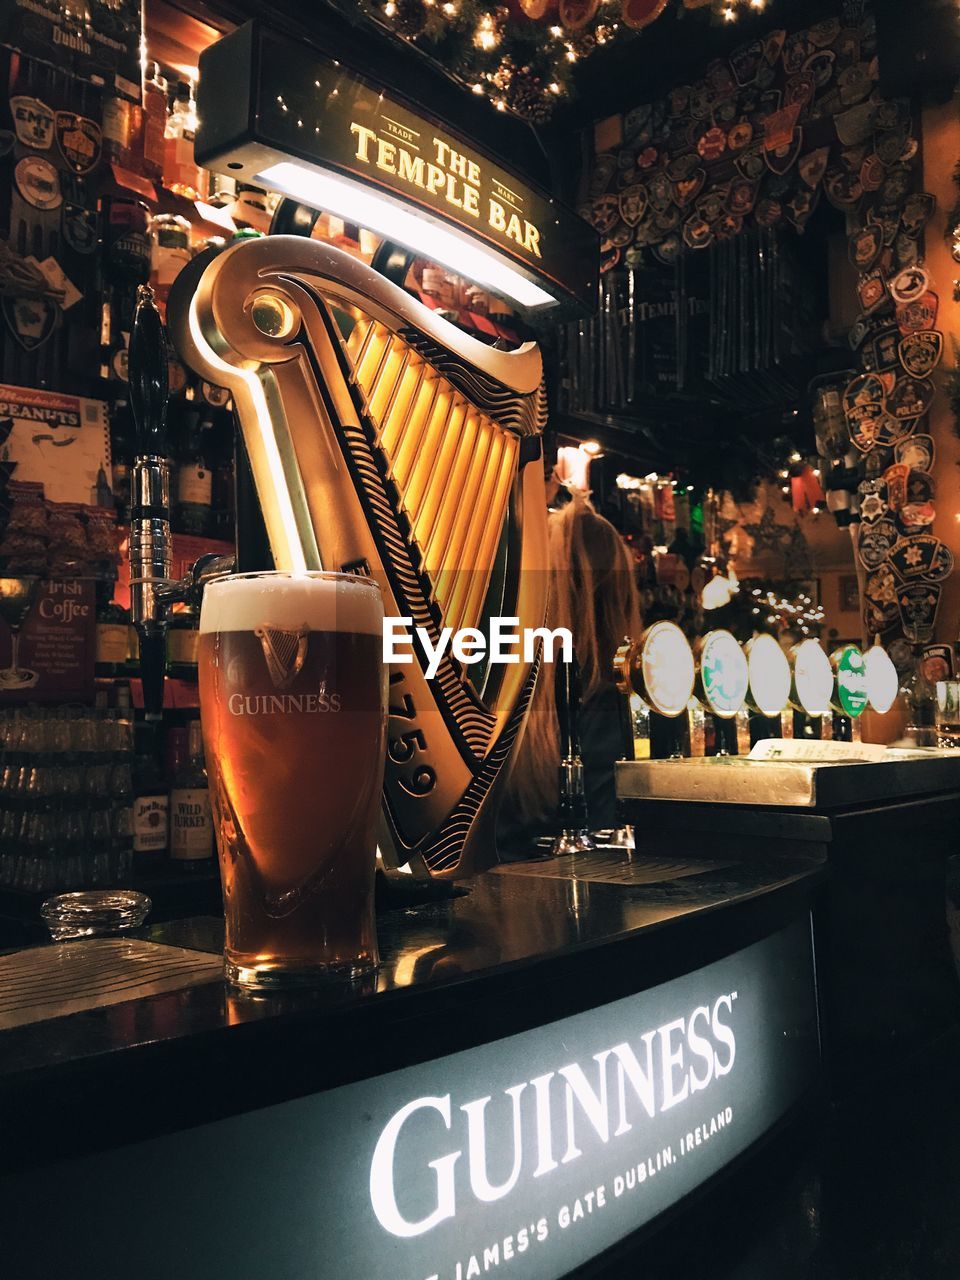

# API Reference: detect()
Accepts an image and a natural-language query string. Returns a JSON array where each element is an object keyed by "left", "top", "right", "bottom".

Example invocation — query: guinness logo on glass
[{"left": 256, "top": 625, "right": 309, "bottom": 690}]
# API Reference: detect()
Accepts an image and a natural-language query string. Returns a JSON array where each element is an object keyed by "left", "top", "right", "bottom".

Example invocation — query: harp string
[{"left": 345, "top": 317, "right": 517, "bottom": 639}]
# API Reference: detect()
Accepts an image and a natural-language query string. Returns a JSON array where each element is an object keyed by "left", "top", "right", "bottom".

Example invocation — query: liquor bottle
[
  {"left": 903, "top": 647, "right": 937, "bottom": 748},
  {"left": 99, "top": 195, "right": 151, "bottom": 384},
  {"left": 101, "top": 80, "right": 136, "bottom": 169},
  {"left": 167, "top": 342, "right": 191, "bottom": 402},
  {"left": 207, "top": 174, "right": 237, "bottom": 209},
  {"left": 148, "top": 213, "right": 192, "bottom": 317},
  {"left": 163, "top": 80, "right": 206, "bottom": 202},
  {"left": 166, "top": 604, "right": 199, "bottom": 682},
  {"left": 210, "top": 415, "right": 236, "bottom": 540},
  {"left": 227, "top": 184, "right": 272, "bottom": 233},
  {"left": 132, "top": 721, "right": 169, "bottom": 870},
  {"left": 110, "top": 716, "right": 135, "bottom": 881},
  {"left": 110, "top": 399, "right": 133, "bottom": 523},
  {"left": 140, "top": 61, "right": 168, "bottom": 184},
  {"left": 174, "top": 409, "right": 212, "bottom": 536},
  {"left": 169, "top": 719, "right": 214, "bottom": 869},
  {"left": 95, "top": 589, "right": 130, "bottom": 679}
]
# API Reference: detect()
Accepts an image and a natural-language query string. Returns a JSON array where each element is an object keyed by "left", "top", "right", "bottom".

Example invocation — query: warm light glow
[
  {"left": 187, "top": 298, "right": 309, "bottom": 574},
  {"left": 474, "top": 13, "right": 500, "bottom": 51},
  {"left": 702, "top": 573, "right": 738, "bottom": 610},
  {"left": 556, "top": 445, "right": 592, "bottom": 492},
  {"left": 580, "top": 439, "right": 602, "bottom": 456},
  {"left": 256, "top": 162, "right": 557, "bottom": 310}
]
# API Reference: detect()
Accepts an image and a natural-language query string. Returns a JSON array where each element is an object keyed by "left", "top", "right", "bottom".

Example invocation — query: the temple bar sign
[
  {"left": 195, "top": 24, "right": 598, "bottom": 316},
  {"left": 348, "top": 121, "right": 544, "bottom": 260},
  {"left": 1, "top": 918, "right": 820, "bottom": 1280}
]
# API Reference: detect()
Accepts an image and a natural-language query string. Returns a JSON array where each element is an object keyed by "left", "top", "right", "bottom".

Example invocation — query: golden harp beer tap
[{"left": 169, "top": 235, "right": 550, "bottom": 878}]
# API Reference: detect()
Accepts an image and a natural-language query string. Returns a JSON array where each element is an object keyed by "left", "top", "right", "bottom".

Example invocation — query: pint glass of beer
[{"left": 198, "top": 571, "right": 386, "bottom": 989}]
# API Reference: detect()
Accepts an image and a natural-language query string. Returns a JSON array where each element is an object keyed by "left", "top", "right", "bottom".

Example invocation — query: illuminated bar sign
[
  {"left": 195, "top": 24, "right": 598, "bottom": 317},
  {"left": 3, "top": 920, "right": 819, "bottom": 1279}
]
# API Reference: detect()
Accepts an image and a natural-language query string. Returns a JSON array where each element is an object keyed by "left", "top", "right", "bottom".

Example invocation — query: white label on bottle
[
  {"left": 102, "top": 98, "right": 129, "bottom": 145},
  {"left": 170, "top": 788, "right": 213, "bottom": 859},
  {"left": 177, "top": 464, "right": 212, "bottom": 506},
  {"left": 133, "top": 794, "right": 169, "bottom": 853},
  {"left": 96, "top": 622, "right": 128, "bottom": 663}
]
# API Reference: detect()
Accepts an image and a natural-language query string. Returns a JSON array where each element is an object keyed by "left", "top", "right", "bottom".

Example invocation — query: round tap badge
[
  {"left": 864, "top": 643, "right": 899, "bottom": 714},
  {"left": 831, "top": 645, "right": 869, "bottom": 718},
  {"left": 791, "top": 639, "right": 834, "bottom": 716},
  {"left": 746, "top": 634, "right": 792, "bottom": 718},
  {"left": 640, "top": 621, "right": 696, "bottom": 718},
  {"left": 698, "top": 629, "right": 749, "bottom": 719},
  {"left": 14, "top": 155, "right": 61, "bottom": 210}
]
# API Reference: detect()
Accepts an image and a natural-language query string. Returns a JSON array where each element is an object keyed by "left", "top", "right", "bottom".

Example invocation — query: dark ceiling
[
  {"left": 557, "top": 0, "right": 843, "bottom": 128},
  {"left": 178, "top": 0, "right": 959, "bottom": 204}
]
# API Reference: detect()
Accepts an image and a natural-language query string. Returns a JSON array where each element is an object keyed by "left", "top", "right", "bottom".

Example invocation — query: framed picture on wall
[{"left": 839, "top": 575, "right": 859, "bottom": 614}]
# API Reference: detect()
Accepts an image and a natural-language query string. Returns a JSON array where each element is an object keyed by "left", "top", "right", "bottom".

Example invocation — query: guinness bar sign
[
  {"left": 0, "top": 920, "right": 819, "bottom": 1279},
  {"left": 195, "top": 24, "right": 598, "bottom": 317}
]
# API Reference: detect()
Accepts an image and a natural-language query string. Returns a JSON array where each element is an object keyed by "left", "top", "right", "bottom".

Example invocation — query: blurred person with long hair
[{"left": 499, "top": 492, "right": 643, "bottom": 855}]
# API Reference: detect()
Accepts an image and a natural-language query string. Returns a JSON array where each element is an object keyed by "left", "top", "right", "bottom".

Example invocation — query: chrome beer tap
[{"left": 553, "top": 656, "right": 595, "bottom": 856}]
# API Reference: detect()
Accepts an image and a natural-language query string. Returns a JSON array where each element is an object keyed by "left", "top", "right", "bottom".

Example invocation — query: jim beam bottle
[
  {"left": 169, "top": 719, "right": 213, "bottom": 869},
  {"left": 132, "top": 721, "right": 169, "bottom": 870}
]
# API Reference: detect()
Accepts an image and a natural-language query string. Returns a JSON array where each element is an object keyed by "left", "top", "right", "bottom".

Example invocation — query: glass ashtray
[{"left": 40, "top": 890, "right": 152, "bottom": 942}]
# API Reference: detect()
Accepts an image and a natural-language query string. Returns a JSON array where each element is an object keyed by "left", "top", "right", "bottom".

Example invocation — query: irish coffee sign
[{"left": 2, "top": 919, "right": 818, "bottom": 1278}]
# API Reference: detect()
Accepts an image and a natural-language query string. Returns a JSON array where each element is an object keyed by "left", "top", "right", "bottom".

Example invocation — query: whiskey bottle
[{"left": 169, "top": 719, "right": 213, "bottom": 870}]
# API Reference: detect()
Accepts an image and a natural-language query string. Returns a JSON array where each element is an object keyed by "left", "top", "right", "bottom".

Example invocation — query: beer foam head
[{"left": 200, "top": 572, "right": 383, "bottom": 635}]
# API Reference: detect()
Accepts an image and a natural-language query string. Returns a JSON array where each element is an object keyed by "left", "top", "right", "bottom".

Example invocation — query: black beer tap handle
[
  {"left": 127, "top": 285, "right": 173, "bottom": 720},
  {"left": 129, "top": 285, "right": 169, "bottom": 458}
]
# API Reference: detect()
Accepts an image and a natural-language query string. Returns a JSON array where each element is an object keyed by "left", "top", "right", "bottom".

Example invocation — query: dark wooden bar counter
[
  {"left": 0, "top": 849, "right": 822, "bottom": 1280},
  {"left": 618, "top": 754, "right": 960, "bottom": 1092}
]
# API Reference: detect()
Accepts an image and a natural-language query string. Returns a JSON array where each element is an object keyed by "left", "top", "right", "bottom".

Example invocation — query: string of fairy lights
[
  {"left": 750, "top": 586, "right": 825, "bottom": 636},
  {"left": 367, "top": 0, "right": 772, "bottom": 121}
]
